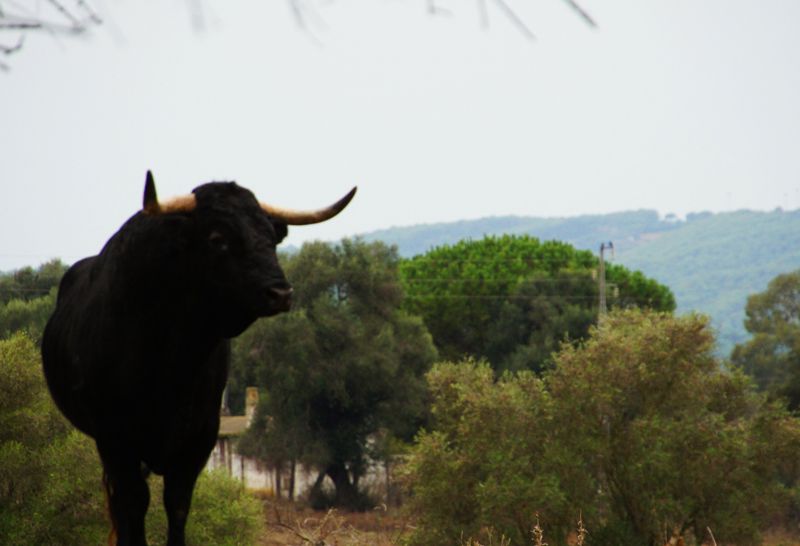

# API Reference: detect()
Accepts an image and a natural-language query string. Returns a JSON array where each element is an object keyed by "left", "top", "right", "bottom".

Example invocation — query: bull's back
[{"left": 41, "top": 257, "right": 101, "bottom": 437}]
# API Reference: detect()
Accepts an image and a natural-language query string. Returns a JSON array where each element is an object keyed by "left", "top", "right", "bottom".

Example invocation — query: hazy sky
[{"left": 2, "top": 0, "right": 799, "bottom": 271}]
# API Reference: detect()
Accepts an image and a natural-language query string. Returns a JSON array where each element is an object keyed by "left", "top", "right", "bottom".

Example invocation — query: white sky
[{"left": 1, "top": 0, "right": 799, "bottom": 270}]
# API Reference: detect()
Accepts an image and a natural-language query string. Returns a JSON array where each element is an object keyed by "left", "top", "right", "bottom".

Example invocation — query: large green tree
[
  {"left": 732, "top": 269, "right": 800, "bottom": 407},
  {"left": 400, "top": 235, "right": 675, "bottom": 371},
  {"left": 231, "top": 239, "right": 437, "bottom": 510}
]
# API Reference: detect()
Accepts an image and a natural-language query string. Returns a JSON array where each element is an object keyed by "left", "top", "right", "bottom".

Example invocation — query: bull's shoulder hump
[{"left": 56, "top": 256, "right": 97, "bottom": 303}]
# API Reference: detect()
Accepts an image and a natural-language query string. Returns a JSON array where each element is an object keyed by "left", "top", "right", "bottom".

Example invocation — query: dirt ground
[
  {"left": 762, "top": 530, "right": 800, "bottom": 546},
  {"left": 255, "top": 500, "right": 800, "bottom": 546},
  {"left": 257, "top": 499, "right": 411, "bottom": 546}
]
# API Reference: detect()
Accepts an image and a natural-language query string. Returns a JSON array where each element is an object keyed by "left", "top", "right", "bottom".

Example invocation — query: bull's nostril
[{"left": 269, "top": 286, "right": 293, "bottom": 310}]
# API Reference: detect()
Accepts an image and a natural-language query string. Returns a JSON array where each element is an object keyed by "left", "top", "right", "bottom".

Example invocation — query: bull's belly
[
  {"left": 45, "top": 374, "right": 221, "bottom": 474},
  {"left": 138, "top": 414, "right": 221, "bottom": 475}
]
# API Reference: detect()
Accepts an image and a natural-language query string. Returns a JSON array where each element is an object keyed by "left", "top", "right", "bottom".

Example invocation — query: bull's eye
[{"left": 208, "top": 231, "right": 229, "bottom": 252}]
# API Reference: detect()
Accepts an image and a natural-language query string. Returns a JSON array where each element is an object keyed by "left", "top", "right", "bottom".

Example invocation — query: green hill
[{"left": 362, "top": 208, "right": 800, "bottom": 356}]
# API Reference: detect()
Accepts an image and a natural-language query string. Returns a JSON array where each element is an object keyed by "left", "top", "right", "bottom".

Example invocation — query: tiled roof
[{"left": 219, "top": 415, "right": 249, "bottom": 438}]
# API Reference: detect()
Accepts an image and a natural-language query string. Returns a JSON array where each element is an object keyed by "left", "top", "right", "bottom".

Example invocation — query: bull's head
[{"left": 140, "top": 171, "right": 356, "bottom": 337}]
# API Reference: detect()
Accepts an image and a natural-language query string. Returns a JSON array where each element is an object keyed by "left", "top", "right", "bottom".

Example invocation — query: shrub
[
  {"left": 0, "top": 333, "right": 106, "bottom": 546},
  {"left": 402, "top": 311, "right": 800, "bottom": 546},
  {"left": 402, "top": 360, "right": 571, "bottom": 546},
  {"left": 146, "top": 469, "right": 264, "bottom": 546},
  {"left": 0, "top": 332, "right": 265, "bottom": 546},
  {"left": 549, "top": 310, "right": 800, "bottom": 546}
]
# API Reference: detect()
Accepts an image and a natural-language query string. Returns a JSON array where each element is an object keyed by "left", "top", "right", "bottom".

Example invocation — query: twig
[
  {"left": 706, "top": 527, "right": 718, "bottom": 546},
  {"left": 492, "top": 0, "right": 536, "bottom": 41},
  {"left": 427, "top": 0, "right": 452, "bottom": 17},
  {"left": 576, "top": 512, "right": 587, "bottom": 546},
  {"left": 74, "top": 0, "right": 102, "bottom": 24},
  {"left": 287, "top": 0, "right": 325, "bottom": 46},
  {"left": 271, "top": 504, "right": 318, "bottom": 544},
  {"left": 532, "top": 515, "right": 548, "bottom": 546},
  {"left": 561, "top": 0, "right": 596, "bottom": 28},
  {"left": 47, "top": 0, "right": 82, "bottom": 26}
]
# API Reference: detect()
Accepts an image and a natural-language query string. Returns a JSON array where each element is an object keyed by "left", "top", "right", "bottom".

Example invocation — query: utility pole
[{"left": 598, "top": 241, "right": 614, "bottom": 318}]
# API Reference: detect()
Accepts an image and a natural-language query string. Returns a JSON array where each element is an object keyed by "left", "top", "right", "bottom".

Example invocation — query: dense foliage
[
  {"left": 0, "top": 259, "right": 67, "bottom": 305},
  {"left": 402, "top": 310, "right": 800, "bottom": 546},
  {"left": 621, "top": 210, "right": 800, "bottom": 354},
  {"left": 0, "top": 333, "right": 264, "bottom": 546},
  {"left": 231, "top": 239, "right": 437, "bottom": 510},
  {"left": 146, "top": 470, "right": 264, "bottom": 546},
  {"left": 0, "top": 260, "right": 66, "bottom": 342},
  {"left": 0, "top": 332, "right": 99, "bottom": 546},
  {"left": 366, "top": 208, "right": 800, "bottom": 355},
  {"left": 400, "top": 235, "right": 674, "bottom": 371},
  {"left": 732, "top": 269, "right": 800, "bottom": 407}
]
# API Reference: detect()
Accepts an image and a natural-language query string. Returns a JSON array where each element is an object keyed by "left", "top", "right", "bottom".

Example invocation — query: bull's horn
[
  {"left": 143, "top": 171, "right": 159, "bottom": 214},
  {"left": 260, "top": 187, "right": 357, "bottom": 225},
  {"left": 142, "top": 171, "right": 197, "bottom": 215}
]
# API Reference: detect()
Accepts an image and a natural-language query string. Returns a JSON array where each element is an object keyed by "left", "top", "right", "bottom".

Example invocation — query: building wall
[
  {"left": 206, "top": 437, "right": 317, "bottom": 496},
  {"left": 206, "top": 438, "right": 396, "bottom": 502}
]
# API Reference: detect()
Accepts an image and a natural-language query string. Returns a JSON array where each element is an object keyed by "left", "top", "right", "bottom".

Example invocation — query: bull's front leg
[
  {"left": 163, "top": 459, "right": 205, "bottom": 546},
  {"left": 97, "top": 441, "right": 151, "bottom": 546}
]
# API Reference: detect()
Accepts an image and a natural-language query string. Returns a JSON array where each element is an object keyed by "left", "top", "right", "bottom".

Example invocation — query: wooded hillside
[{"left": 362, "top": 208, "right": 800, "bottom": 355}]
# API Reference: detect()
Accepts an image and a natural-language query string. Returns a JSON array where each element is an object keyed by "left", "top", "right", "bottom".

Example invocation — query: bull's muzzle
[{"left": 267, "top": 285, "right": 293, "bottom": 314}]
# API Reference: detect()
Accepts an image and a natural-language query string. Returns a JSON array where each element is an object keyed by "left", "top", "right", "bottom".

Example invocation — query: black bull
[{"left": 41, "top": 173, "right": 355, "bottom": 546}]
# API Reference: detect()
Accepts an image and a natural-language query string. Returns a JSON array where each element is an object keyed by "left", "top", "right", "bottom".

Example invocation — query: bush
[
  {"left": 549, "top": 311, "right": 800, "bottom": 546},
  {"left": 146, "top": 469, "right": 264, "bottom": 546},
  {"left": 0, "top": 333, "right": 107, "bottom": 546},
  {"left": 402, "top": 311, "right": 800, "bottom": 546},
  {"left": 0, "top": 332, "right": 265, "bottom": 546},
  {"left": 402, "top": 360, "right": 570, "bottom": 546}
]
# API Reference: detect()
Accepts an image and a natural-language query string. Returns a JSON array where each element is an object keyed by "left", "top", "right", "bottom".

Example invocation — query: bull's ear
[{"left": 143, "top": 170, "right": 159, "bottom": 214}]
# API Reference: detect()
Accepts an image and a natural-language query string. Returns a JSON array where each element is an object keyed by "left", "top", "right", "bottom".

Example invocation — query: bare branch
[
  {"left": 0, "top": 17, "right": 87, "bottom": 34},
  {"left": 492, "top": 0, "right": 536, "bottom": 41},
  {"left": 0, "top": 0, "right": 102, "bottom": 69},
  {"left": 427, "top": 0, "right": 452, "bottom": 17},
  {"left": 562, "top": 0, "right": 597, "bottom": 28},
  {"left": 74, "top": 0, "right": 102, "bottom": 24},
  {"left": 287, "top": 0, "right": 326, "bottom": 46},
  {"left": 0, "top": 0, "right": 597, "bottom": 72},
  {"left": 47, "top": 0, "right": 83, "bottom": 27}
]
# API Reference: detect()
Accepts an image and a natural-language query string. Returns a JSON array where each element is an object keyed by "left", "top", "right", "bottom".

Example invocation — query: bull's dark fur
[{"left": 42, "top": 180, "right": 293, "bottom": 546}]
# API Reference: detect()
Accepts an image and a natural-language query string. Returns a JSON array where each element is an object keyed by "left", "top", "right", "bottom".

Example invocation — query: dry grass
[
  {"left": 255, "top": 500, "right": 800, "bottom": 546},
  {"left": 762, "top": 529, "right": 800, "bottom": 546},
  {"left": 257, "top": 499, "right": 410, "bottom": 546}
]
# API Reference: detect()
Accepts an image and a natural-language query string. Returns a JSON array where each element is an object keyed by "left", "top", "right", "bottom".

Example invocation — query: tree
[
  {"left": 402, "top": 310, "right": 800, "bottom": 546},
  {"left": 0, "top": 1, "right": 101, "bottom": 70},
  {"left": 232, "top": 239, "right": 437, "bottom": 510},
  {"left": 400, "top": 235, "right": 675, "bottom": 372},
  {"left": 548, "top": 310, "right": 800, "bottom": 546},
  {"left": 0, "top": 0, "right": 596, "bottom": 69},
  {"left": 732, "top": 269, "right": 800, "bottom": 408},
  {"left": 0, "top": 259, "right": 67, "bottom": 304},
  {"left": 0, "top": 260, "right": 67, "bottom": 342},
  {"left": 401, "top": 360, "right": 567, "bottom": 546}
]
